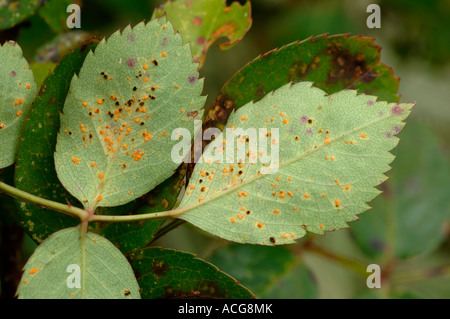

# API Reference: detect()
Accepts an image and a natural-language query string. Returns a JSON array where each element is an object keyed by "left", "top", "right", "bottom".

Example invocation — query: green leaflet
[
  {"left": 177, "top": 82, "right": 413, "bottom": 245},
  {"left": 54, "top": 18, "right": 205, "bottom": 210},
  {"left": 204, "top": 34, "right": 400, "bottom": 132},
  {"left": 16, "top": 226, "right": 140, "bottom": 299},
  {"left": 0, "top": 41, "right": 37, "bottom": 169},
  {"left": 128, "top": 247, "right": 255, "bottom": 299},
  {"left": 152, "top": 0, "right": 252, "bottom": 67},
  {"left": 15, "top": 38, "right": 99, "bottom": 244}
]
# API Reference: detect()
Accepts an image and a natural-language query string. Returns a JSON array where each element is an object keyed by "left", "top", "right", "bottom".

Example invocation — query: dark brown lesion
[
  {"left": 203, "top": 94, "right": 235, "bottom": 132},
  {"left": 152, "top": 260, "right": 169, "bottom": 278},
  {"left": 287, "top": 60, "right": 308, "bottom": 83},
  {"left": 162, "top": 280, "right": 228, "bottom": 299},
  {"left": 326, "top": 45, "right": 369, "bottom": 88}
]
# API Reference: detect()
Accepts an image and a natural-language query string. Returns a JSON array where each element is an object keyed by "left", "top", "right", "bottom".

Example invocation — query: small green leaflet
[
  {"left": 177, "top": 82, "right": 413, "bottom": 245},
  {"left": 0, "top": 41, "right": 37, "bottom": 169},
  {"left": 16, "top": 226, "right": 140, "bottom": 299},
  {"left": 55, "top": 18, "right": 205, "bottom": 210},
  {"left": 152, "top": 0, "right": 252, "bottom": 66}
]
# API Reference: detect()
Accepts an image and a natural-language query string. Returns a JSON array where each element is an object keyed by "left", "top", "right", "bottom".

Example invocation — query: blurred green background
[{"left": 0, "top": 0, "right": 449, "bottom": 299}]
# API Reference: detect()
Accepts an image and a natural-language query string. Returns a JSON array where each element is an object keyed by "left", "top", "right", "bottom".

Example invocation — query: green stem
[
  {"left": 89, "top": 205, "right": 187, "bottom": 222},
  {"left": 0, "top": 180, "right": 88, "bottom": 221}
]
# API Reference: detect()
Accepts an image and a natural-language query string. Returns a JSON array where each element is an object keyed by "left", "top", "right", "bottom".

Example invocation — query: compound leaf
[
  {"left": 177, "top": 82, "right": 413, "bottom": 245},
  {"left": 54, "top": 18, "right": 205, "bottom": 210},
  {"left": 16, "top": 226, "right": 140, "bottom": 299},
  {"left": 128, "top": 247, "right": 254, "bottom": 299},
  {"left": 0, "top": 41, "right": 37, "bottom": 169},
  {"left": 153, "top": 0, "right": 252, "bottom": 67}
]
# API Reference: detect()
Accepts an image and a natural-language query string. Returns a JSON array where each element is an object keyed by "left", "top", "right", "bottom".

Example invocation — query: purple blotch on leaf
[
  {"left": 300, "top": 116, "right": 308, "bottom": 124},
  {"left": 386, "top": 132, "right": 392, "bottom": 138},
  {"left": 367, "top": 100, "right": 374, "bottom": 106},
  {"left": 391, "top": 104, "right": 404, "bottom": 115},
  {"left": 11, "top": 70, "right": 16, "bottom": 77},
  {"left": 188, "top": 75, "right": 197, "bottom": 83},
  {"left": 161, "top": 37, "right": 168, "bottom": 46},
  {"left": 127, "top": 57, "right": 136, "bottom": 68},
  {"left": 370, "top": 238, "right": 385, "bottom": 251}
]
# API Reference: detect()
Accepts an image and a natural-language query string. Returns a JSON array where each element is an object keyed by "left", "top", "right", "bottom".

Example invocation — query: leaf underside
[
  {"left": 54, "top": 18, "right": 205, "bottom": 210},
  {"left": 16, "top": 226, "right": 141, "bottom": 299},
  {"left": 178, "top": 82, "right": 413, "bottom": 245},
  {"left": 0, "top": 41, "right": 37, "bottom": 169}
]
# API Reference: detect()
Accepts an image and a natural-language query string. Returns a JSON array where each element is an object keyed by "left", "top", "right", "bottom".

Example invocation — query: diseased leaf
[
  {"left": 177, "top": 82, "right": 413, "bottom": 245},
  {"left": 204, "top": 34, "right": 399, "bottom": 131},
  {"left": 0, "top": 41, "right": 37, "bottom": 169},
  {"left": 209, "top": 244, "right": 317, "bottom": 298},
  {"left": 15, "top": 38, "right": 99, "bottom": 243},
  {"left": 16, "top": 226, "right": 140, "bottom": 299},
  {"left": 54, "top": 18, "right": 205, "bottom": 210},
  {"left": 351, "top": 119, "right": 450, "bottom": 259},
  {"left": 128, "top": 247, "right": 254, "bottom": 299},
  {"left": 0, "top": 0, "right": 41, "bottom": 30},
  {"left": 152, "top": 0, "right": 252, "bottom": 67}
]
